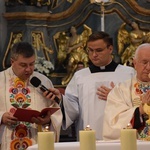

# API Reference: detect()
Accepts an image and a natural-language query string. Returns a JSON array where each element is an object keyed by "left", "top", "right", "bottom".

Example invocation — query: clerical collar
[
  {"left": 100, "top": 66, "right": 105, "bottom": 70},
  {"left": 89, "top": 60, "right": 118, "bottom": 73}
]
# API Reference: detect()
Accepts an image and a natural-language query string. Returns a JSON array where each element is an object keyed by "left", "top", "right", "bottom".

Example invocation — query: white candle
[
  {"left": 79, "top": 125, "right": 96, "bottom": 150},
  {"left": 121, "top": 129, "right": 137, "bottom": 150},
  {"left": 100, "top": 1, "right": 105, "bottom": 32},
  {"left": 101, "top": 11, "right": 105, "bottom": 31},
  {"left": 38, "top": 132, "right": 54, "bottom": 150}
]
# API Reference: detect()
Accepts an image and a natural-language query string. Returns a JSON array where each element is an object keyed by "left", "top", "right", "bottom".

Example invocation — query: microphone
[{"left": 30, "top": 76, "right": 60, "bottom": 104}]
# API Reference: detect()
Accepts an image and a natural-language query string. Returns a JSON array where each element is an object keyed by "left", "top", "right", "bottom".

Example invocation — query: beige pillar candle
[
  {"left": 121, "top": 129, "right": 137, "bottom": 150},
  {"left": 79, "top": 125, "right": 96, "bottom": 150},
  {"left": 38, "top": 132, "right": 54, "bottom": 150}
]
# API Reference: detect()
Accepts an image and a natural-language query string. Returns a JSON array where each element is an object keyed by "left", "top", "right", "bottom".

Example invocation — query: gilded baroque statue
[
  {"left": 117, "top": 21, "right": 150, "bottom": 66},
  {"left": 11, "top": 33, "right": 23, "bottom": 48},
  {"left": 32, "top": 32, "right": 53, "bottom": 61},
  {"left": 55, "top": 25, "right": 92, "bottom": 85},
  {"left": 55, "top": 32, "right": 69, "bottom": 66},
  {"left": 30, "top": 0, "right": 51, "bottom": 7}
]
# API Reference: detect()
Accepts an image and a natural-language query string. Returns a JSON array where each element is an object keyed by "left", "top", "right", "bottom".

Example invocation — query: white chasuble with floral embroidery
[{"left": 0, "top": 67, "right": 62, "bottom": 150}]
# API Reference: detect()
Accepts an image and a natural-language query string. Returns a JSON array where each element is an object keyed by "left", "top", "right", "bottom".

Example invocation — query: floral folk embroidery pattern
[
  {"left": 134, "top": 82, "right": 150, "bottom": 95},
  {"left": 9, "top": 77, "right": 32, "bottom": 150},
  {"left": 134, "top": 81, "right": 150, "bottom": 140}
]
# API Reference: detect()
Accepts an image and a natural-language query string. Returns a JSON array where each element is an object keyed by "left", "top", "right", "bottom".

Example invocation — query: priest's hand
[
  {"left": 97, "top": 82, "right": 115, "bottom": 100},
  {"left": 2, "top": 112, "right": 18, "bottom": 126},
  {"left": 31, "top": 111, "right": 51, "bottom": 125},
  {"left": 141, "top": 90, "right": 150, "bottom": 105},
  {"left": 139, "top": 90, "right": 150, "bottom": 114}
]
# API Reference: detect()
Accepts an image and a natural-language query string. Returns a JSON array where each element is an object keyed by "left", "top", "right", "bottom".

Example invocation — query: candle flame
[
  {"left": 126, "top": 123, "right": 132, "bottom": 129},
  {"left": 84, "top": 125, "right": 92, "bottom": 131}
]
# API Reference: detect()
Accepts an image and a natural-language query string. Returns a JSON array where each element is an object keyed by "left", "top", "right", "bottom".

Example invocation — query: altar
[{"left": 27, "top": 140, "right": 150, "bottom": 150}]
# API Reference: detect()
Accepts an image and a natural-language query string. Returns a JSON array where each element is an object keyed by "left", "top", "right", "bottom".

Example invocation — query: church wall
[
  {"left": 0, "top": 0, "right": 149, "bottom": 85},
  {"left": 0, "top": 1, "right": 7, "bottom": 57}
]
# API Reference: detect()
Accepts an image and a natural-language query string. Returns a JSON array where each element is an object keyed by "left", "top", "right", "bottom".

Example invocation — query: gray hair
[
  {"left": 134, "top": 43, "right": 150, "bottom": 59},
  {"left": 11, "top": 42, "right": 35, "bottom": 60}
]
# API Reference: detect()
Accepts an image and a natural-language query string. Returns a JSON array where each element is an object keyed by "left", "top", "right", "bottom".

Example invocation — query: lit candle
[
  {"left": 120, "top": 129, "right": 137, "bottom": 150},
  {"left": 38, "top": 132, "right": 54, "bottom": 150},
  {"left": 79, "top": 125, "right": 96, "bottom": 150}
]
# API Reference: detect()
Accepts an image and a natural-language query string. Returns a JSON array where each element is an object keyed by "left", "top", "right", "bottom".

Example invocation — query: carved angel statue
[
  {"left": 54, "top": 32, "right": 69, "bottom": 66},
  {"left": 117, "top": 22, "right": 150, "bottom": 66},
  {"left": 55, "top": 24, "right": 92, "bottom": 85}
]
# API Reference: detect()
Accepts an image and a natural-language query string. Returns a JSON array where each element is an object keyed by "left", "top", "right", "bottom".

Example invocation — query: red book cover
[{"left": 14, "top": 107, "right": 60, "bottom": 123}]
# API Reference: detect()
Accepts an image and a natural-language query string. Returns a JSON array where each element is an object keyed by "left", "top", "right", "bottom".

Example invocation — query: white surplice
[
  {"left": 62, "top": 64, "right": 135, "bottom": 140},
  {"left": 103, "top": 75, "right": 140, "bottom": 140},
  {"left": 0, "top": 67, "right": 62, "bottom": 150}
]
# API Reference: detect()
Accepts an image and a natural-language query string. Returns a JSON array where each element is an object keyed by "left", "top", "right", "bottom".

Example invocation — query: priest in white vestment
[
  {"left": 0, "top": 42, "right": 62, "bottom": 150},
  {"left": 103, "top": 43, "right": 150, "bottom": 140},
  {"left": 50, "top": 31, "right": 136, "bottom": 140},
  {"left": 62, "top": 63, "right": 135, "bottom": 140}
]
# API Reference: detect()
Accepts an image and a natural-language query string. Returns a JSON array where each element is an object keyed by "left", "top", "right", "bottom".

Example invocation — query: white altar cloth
[{"left": 27, "top": 140, "right": 150, "bottom": 150}]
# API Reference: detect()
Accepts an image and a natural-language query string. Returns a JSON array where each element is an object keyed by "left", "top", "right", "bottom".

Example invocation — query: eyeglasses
[
  {"left": 87, "top": 46, "right": 108, "bottom": 54},
  {"left": 139, "top": 61, "right": 150, "bottom": 67}
]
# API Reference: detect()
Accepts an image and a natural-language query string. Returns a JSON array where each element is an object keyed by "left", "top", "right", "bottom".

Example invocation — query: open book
[{"left": 14, "top": 107, "right": 60, "bottom": 123}]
